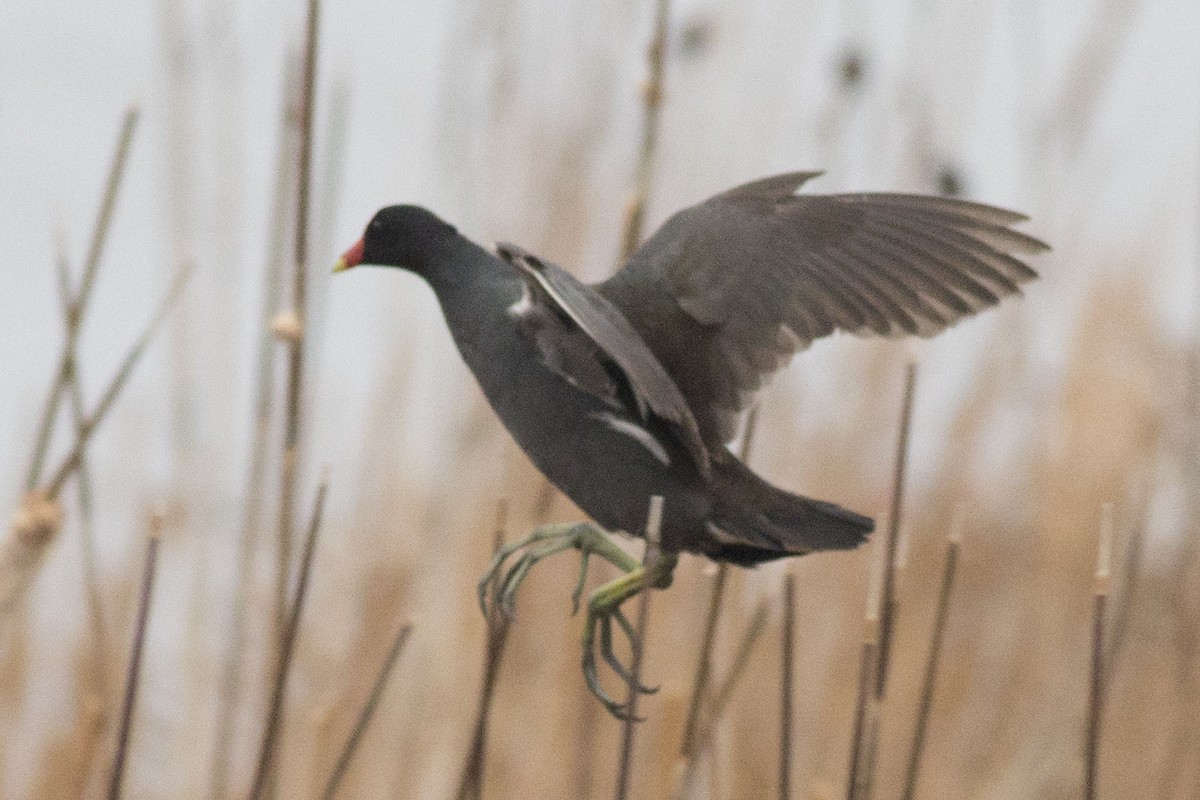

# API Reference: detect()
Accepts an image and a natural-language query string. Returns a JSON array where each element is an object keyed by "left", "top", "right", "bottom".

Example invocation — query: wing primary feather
[
  {"left": 761, "top": 228, "right": 889, "bottom": 334},
  {"left": 792, "top": 203, "right": 941, "bottom": 331},
  {"left": 839, "top": 235, "right": 974, "bottom": 319},
  {"left": 796, "top": 259, "right": 894, "bottom": 335},
  {"left": 864, "top": 217, "right": 1027, "bottom": 299},
  {"left": 871, "top": 215, "right": 1041, "bottom": 283},
  {"left": 810, "top": 250, "right": 923, "bottom": 335},
  {"left": 849, "top": 226, "right": 998, "bottom": 310},
  {"left": 864, "top": 203, "right": 1050, "bottom": 255},
  {"left": 797, "top": 203, "right": 950, "bottom": 325},
  {"left": 836, "top": 193, "right": 1032, "bottom": 226}
]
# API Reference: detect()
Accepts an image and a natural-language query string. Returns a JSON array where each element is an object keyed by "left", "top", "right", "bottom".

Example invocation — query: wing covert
[{"left": 497, "top": 242, "right": 711, "bottom": 478}]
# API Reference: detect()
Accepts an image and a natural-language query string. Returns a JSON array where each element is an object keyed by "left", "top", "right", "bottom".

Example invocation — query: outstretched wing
[
  {"left": 497, "top": 242, "right": 711, "bottom": 478},
  {"left": 597, "top": 172, "right": 1048, "bottom": 443}
]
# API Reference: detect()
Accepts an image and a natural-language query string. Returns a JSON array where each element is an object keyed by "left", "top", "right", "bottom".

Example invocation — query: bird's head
[{"left": 333, "top": 205, "right": 458, "bottom": 276}]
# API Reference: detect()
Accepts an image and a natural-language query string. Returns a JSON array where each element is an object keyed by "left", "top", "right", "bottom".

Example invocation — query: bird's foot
[
  {"left": 478, "top": 521, "right": 642, "bottom": 619},
  {"left": 476, "top": 520, "right": 677, "bottom": 718},
  {"left": 581, "top": 550, "right": 678, "bottom": 720}
]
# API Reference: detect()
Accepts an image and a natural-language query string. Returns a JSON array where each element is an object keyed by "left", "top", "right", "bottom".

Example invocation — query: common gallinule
[{"left": 334, "top": 172, "right": 1046, "bottom": 716}]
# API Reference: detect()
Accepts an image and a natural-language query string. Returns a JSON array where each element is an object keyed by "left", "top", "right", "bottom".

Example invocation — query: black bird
[{"left": 334, "top": 172, "right": 1046, "bottom": 715}]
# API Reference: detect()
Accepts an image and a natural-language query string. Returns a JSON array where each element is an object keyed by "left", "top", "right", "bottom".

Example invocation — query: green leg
[{"left": 476, "top": 521, "right": 677, "bottom": 718}]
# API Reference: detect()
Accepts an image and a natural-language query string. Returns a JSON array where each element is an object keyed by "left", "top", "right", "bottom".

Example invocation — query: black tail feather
[{"left": 706, "top": 453, "right": 873, "bottom": 566}]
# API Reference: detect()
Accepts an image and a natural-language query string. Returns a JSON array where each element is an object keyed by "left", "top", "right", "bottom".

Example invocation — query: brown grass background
[{"left": 2, "top": 1, "right": 1198, "bottom": 798}]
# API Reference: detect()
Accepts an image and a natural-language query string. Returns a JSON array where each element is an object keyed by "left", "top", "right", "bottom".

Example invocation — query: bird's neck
[{"left": 425, "top": 235, "right": 522, "bottom": 346}]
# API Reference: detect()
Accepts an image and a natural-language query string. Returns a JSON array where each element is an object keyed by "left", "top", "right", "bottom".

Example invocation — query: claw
[
  {"left": 599, "top": 614, "right": 658, "bottom": 695},
  {"left": 498, "top": 552, "right": 533, "bottom": 618},
  {"left": 583, "top": 634, "right": 631, "bottom": 718},
  {"left": 613, "top": 608, "right": 660, "bottom": 694},
  {"left": 477, "top": 536, "right": 529, "bottom": 617}
]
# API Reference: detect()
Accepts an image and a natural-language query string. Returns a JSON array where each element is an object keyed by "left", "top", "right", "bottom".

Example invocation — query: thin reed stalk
[
  {"left": 1105, "top": 510, "right": 1146, "bottom": 673},
  {"left": 247, "top": 477, "right": 330, "bottom": 800},
  {"left": 672, "top": 597, "right": 771, "bottom": 800},
  {"left": 845, "top": 540, "right": 886, "bottom": 800},
  {"left": 26, "top": 107, "right": 139, "bottom": 492},
  {"left": 679, "top": 565, "right": 727, "bottom": 761},
  {"left": 780, "top": 571, "right": 796, "bottom": 800},
  {"left": 615, "top": 495, "right": 665, "bottom": 800},
  {"left": 0, "top": 493, "right": 62, "bottom": 614},
  {"left": 618, "top": 0, "right": 672, "bottom": 262},
  {"left": 1085, "top": 504, "right": 1114, "bottom": 800},
  {"left": 899, "top": 508, "right": 965, "bottom": 800},
  {"left": 455, "top": 500, "right": 511, "bottom": 800},
  {"left": 208, "top": 57, "right": 301, "bottom": 800},
  {"left": 875, "top": 361, "right": 917, "bottom": 699},
  {"left": 44, "top": 265, "right": 192, "bottom": 500},
  {"left": 689, "top": 599, "right": 771, "bottom": 757},
  {"left": 2, "top": 264, "right": 188, "bottom": 617},
  {"left": 321, "top": 622, "right": 414, "bottom": 800},
  {"left": 53, "top": 243, "right": 109, "bottom": 697},
  {"left": 682, "top": 408, "right": 760, "bottom": 757},
  {"left": 105, "top": 515, "right": 162, "bottom": 800},
  {"left": 847, "top": 361, "right": 916, "bottom": 800},
  {"left": 274, "top": 0, "right": 322, "bottom": 661}
]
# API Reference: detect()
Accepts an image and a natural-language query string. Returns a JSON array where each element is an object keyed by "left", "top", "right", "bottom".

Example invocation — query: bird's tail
[{"left": 706, "top": 453, "right": 873, "bottom": 566}]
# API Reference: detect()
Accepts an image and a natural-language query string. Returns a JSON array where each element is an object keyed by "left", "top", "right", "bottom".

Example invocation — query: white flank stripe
[{"left": 590, "top": 412, "right": 671, "bottom": 466}]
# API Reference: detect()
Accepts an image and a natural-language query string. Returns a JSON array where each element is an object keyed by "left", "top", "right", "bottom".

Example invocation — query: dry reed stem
[
  {"left": 1084, "top": 504, "right": 1114, "bottom": 800},
  {"left": 1, "top": 266, "right": 186, "bottom": 617},
  {"left": 875, "top": 361, "right": 917, "bottom": 700},
  {"left": 679, "top": 564, "right": 727, "bottom": 761},
  {"left": 689, "top": 598, "right": 771, "bottom": 758},
  {"left": 899, "top": 507, "right": 965, "bottom": 800},
  {"left": 105, "top": 515, "right": 162, "bottom": 800},
  {"left": 25, "top": 107, "right": 139, "bottom": 492},
  {"left": 43, "top": 264, "right": 192, "bottom": 500},
  {"left": 848, "top": 361, "right": 916, "bottom": 800},
  {"left": 1105, "top": 491, "right": 1148, "bottom": 673},
  {"left": 0, "top": 493, "right": 63, "bottom": 613},
  {"left": 845, "top": 539, "right": 886, "bottom": 800},
  {"left": 618, "top": 0, "right": 671, "bottom": 262},
  {"left": 615, "top": 495, "right": 665, "bottom": 800},
  {"left": 62, "top": 692, "right": 107, "bottom": 799},
  {"left": 248, "top": 477, "right": 329, "bottom": 800},
  {"left": 53, "top": 245, "right": 109, "bottom": 698},
  {"left": 455, "top": 500, "right": 512, "bottom": 800},
  {"left": 671, "top": 586, "right": 771, "bottom": 798},
  {"left": 780, "top": 571, "right": 796, "bottom": 800},
  {"left": 274, "top": 0, "right": 321, "bottom": 664},
  {"left": 321, "top": 622, "right": 414, "bottom": 800},
  {"left": 208, "top": 55, "right": 301, "bottom": 800}
]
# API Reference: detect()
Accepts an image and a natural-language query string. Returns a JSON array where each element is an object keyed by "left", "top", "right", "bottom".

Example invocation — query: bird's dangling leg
[{"left": 476, "top": 520, "right": 676, "bottom": 717}]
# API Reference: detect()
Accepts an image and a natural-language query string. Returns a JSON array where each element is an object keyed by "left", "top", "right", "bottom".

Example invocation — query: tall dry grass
[{"left": 2, "top": 1, "right": 1197, "bottom": 800}]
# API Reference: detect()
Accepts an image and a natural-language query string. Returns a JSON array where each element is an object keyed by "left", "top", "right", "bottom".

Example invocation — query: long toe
[{"left": 599, "top": 614, "right": 659, "bottom": 695}]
